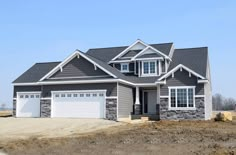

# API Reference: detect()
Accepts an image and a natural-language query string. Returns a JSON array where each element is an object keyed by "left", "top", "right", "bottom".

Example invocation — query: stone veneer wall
[
  {"left": 160, "top": 97, "right": 205, "bottom": 120},
  {"left": 106, "top": 98, "right": 117, "bottom": 121},
  {"left": 40, "top": 100, "right": 51, "bottom": 118},
  {"left": 134, "top": 104, "right": 142, "bottom": 115},
  {"left": 13, "top": 100, "right": 16, "bottom": 117}
]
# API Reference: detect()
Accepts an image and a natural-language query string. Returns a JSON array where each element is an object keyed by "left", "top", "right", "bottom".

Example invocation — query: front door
[{"left": 143, "top": 90, "right": 157, "bottom": 114}]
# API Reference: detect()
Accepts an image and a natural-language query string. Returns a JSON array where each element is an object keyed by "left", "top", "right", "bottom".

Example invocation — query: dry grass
[{"left": 0, "top": 111, "right": 12, "bottom": 117}]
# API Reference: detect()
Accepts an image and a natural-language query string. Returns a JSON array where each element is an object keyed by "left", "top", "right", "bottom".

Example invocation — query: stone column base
[
  {"left": 40, "top": 100, "right": 51, "bottom": 118},
  {"left": 134, "top": 104, "right": 142, "bottom": 115}
]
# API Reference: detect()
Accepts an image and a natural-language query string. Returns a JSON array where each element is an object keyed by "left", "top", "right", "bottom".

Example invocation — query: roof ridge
[
  {"left": 150, "top": 42, "right": 173, "bottom": 45},
  {"left": 175, "top": 47, "right": 208, "bottom": 50},
  {"left": 88, "top": 45, "right": 128, "bottom": 50},
  {"left": 35, "top": 61, "right": 61, "bottom": 64}
]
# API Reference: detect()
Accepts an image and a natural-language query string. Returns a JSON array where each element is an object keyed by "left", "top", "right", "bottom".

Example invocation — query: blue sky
[{"left": 0, "top": 0, "right": 235, "bottom": 108}]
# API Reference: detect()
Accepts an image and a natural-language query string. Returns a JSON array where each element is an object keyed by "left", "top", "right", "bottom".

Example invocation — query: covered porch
[{"left": 131, "top": 86, "right": 160, "bottom": 120}]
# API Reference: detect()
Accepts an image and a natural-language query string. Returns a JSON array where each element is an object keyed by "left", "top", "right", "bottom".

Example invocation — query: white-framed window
[
  {"left": 168, "top": 86, "right": 195, "bottom": 110},
  {"left": 141, "top": 60, "right": 157, "bottom": 76},
  {"left": 120, "top": 63, "right": 129, "bottom": 73}
]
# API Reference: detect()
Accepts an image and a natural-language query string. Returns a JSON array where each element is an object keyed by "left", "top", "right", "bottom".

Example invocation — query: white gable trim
[
  {"left": 111, "top": 39, "right": 149, "bottom": 61},
  {"left": 158, "top": 64, "right": 205, "bottom": 81},
  {"left": 132, "top": 46, "right": 171, "bottom": 61},
  {"left": 39, "top": 50, "right": 117, "bottom": 81}
]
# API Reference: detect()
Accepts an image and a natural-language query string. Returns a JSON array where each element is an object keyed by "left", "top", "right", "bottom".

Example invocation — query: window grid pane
[
  {"left": 150, "top": 62, "right": 156, "bottom": 73},
  {"left": 170, "top": 89, "right": 176, "bottom": 107},
  {"left": 188, "top": 88, "right": 194, "bottom": 107},
  {"left": 143, "top": 62, "right": 149, "bottom": 74},
  {"left": 177, "top": 89, "right": 187, "bottom": 107}
]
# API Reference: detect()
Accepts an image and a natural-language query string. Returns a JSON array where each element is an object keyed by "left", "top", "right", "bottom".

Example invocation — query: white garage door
[
  {"left": 16, "top": 92, "right": 41, "bottom": 117},
  {"left": 52, "top": 90, "right": 106, "bottom": 118}
]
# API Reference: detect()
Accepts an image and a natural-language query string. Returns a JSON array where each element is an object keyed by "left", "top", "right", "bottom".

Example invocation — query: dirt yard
[{"left": 0, "top": 120, "right": 236, "bottom": 155}]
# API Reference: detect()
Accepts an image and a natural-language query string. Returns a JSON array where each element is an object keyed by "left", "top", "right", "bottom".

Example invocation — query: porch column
[{"left": 134, "top": 86, "right": 141, "bottom": 115}]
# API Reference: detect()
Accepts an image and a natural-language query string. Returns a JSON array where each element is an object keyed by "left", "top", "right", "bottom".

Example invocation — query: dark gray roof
[
  {"left": 86, "top": 43, "right": 173, "bottom": 62},
  {"left": 150, "top": 43, "right": 173, "bottom": 56},
  {"left": 168, "top": 47, "right": 208, "bottom": 77},
  {"left": 13, "top": 62, "right": 60, "bottom": 83}
]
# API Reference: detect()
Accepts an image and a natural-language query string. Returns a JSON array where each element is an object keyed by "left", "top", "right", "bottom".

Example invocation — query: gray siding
[
  {"left": 51, "top": 57, "right": 108, "bottom": 78},
  {"left": 160, "top": 70, "right": 204, "bottom": 96},
  {"left": 13, "top": 86, "right": 41, "bottom": 98},
  {"left": 42, "top": 83, "right": 117, "bottom": 97},
  {"left": 118, "top": 83, "right": 134, "bottom": 118},
  {"left": 161, "top": 60, "right": 165, "bottom": 73},
  {"left": 121, "top": 50, "right": 141, "bottom": 58}
]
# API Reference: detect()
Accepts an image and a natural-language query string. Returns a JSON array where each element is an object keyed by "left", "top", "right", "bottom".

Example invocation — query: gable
[
  {"left": 49, "top": 57, "right": 109, "bottom": 79},
  {"left": 121, "top": 50, "right": 141, "bottom": 58}
]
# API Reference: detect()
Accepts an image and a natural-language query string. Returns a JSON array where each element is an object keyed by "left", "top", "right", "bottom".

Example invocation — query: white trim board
[
  {"left": 39, "top": 50, "right": 117, "bottom": 81},
  {"left": 158, "top": 64, "right": 206, "bottom": 81}
]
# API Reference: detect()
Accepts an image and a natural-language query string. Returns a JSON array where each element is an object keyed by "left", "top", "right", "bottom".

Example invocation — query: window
[
  {"left": 61, "top": 94, "right": 66, "bottom": 97},
  {"left": 55, "top": 94, "right": 60, "bottom": 98},
  {"left": 73, "top": 94, "right": 78, "bottom": 97},
  {"left": 142, "top": 61, "right": 157, "bottom": 76},
  {"left": 20, "top": 95, "right": 24, "bottom": 98},
  {"left": 121, "top": 63, "right": 129, "bottom": 72},
  {"left": 92, "top": 93, "right": 97, "bottom": 97},
  {"left": 35, "top": 95, "right": 40, "bottom": 98},
  {"left": 25, "top": 95, "right": 29, "bottom": 98},
  {"left": 30, "top": 95, "right": 34, "bottom": 98},
  {"left": 67, "top": 94, "right": 72, "bottom": 97},
  {"left": 99, "top": 93, "right": 104, "bottom": 97},
  {"left": 80, "top": 94, "right": 84, "bottom": 97},
  {"left": 86, "top": 93, "right": 90, "bottom": 97},
  {"left": 169, "top": 87, "right": 195, "bottom": 110}
]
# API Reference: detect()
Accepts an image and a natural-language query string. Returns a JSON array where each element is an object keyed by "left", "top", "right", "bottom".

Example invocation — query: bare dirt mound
[{"left": 1, "top": 121, "right": 236, "bottom": 155}]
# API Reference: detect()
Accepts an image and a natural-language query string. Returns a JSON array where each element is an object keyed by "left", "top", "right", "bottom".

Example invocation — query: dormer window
[
  {"left": 141, "top": 60, "right": 157, "bottom": 76},
  {"left": 121, "top": 63, "right": 129, "bottom": 73}
]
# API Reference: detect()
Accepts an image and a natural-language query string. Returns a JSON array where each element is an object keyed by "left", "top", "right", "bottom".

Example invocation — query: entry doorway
[{"left": 143, "top": 90, "right": 157, "bottom": 114}]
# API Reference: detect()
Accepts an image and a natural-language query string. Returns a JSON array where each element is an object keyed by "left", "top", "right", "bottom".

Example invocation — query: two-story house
[{"left": 12, "top": 39, "right": 212, "bottom": 121}]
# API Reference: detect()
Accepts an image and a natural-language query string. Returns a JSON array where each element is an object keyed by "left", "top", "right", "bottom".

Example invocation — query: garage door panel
[
  {"left": 17, "top": 93, "right": 41, "bottom": 118},
  {"left": 52, "top": 91, "right": 105, "bottom": 118}
]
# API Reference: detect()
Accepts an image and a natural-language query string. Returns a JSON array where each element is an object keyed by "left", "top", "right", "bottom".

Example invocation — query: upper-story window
[
  {"left": 142, "top": 60, "right": 157, "bottom": 76},
  {"left": 121, "top": 63, "right": 129, "bottom": 73}
]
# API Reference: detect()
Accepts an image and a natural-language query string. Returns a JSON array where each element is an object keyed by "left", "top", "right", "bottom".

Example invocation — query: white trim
[
  {"left": 38, "top": 79, "right": 119, "bottom": 85},
  {"left": 40, "top": 97, "right": 52, "bottom": 100},
  {"left": 111, "top": 39, "right": 148, "bottom": 61},
  {"left": 51, "top": 90, "right": 107, "bottom": 94},
  {"left": 198, "top": 79, "right": 209, "bottom": 83},
  {"left": 132, "top": 46, "right": 170, "bottom": 61},
  {"left": 158, "top": 64, "right": 206, "bottom": 81},
  {"left": 141, "top": 60, "right": 158, "bottom": 77},
  {"left": 134, "top": 57, "right": 164, "bottom": 61},
  {"left": 117, "top": 82, "right": 119, "bottom": 119},
  {"left": 109, "top": 59, "right": 133, "bottom": 64},
  {"left": 17, "top": 91, "right": 41, "bottom": 94},
  {"left": 105, "top": 96, "right": 118, "bottom": 99},
  {"left": 135, "top": 86, "right": 140, "bottom": 105},
  {"left": 158, "top": 60, "right": 161, "bottom": 76},
  {"left": 40, "top": 50, "right": 117, "bottom": 81},
  {"left": 160, "top": 96, "right": 169, "bottom": 98},
  {"left": 195, "top": 95, "right": 205, "bottom": 98},
  {"left": 120, "top": 63, "right": 129, "bottom": 73},
  {"left": 13, "top": 83, "right": 40, "bottom": 86},
  {"left": 13, "top": 98, "right": 17, "bottom": 100},
  {"left": 49, "top": 75, "right": 111, "bottom": 80},
  {"left": 156, "top": 80, "right": 166, "bottom": 84},
  {"left": 168, "top": 86, "right": 196, "bottom": 110}
]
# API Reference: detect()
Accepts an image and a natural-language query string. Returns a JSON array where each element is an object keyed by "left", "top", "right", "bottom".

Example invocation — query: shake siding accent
[
  {"left": 118, "top": 83, "right": 134, "bottom": 118},
  {"left": 50, "top": 57, "right": 108, "bottom": 78},
  {"left": 160, "top": 70, "right": 204, "bottom": 96},
  {"left": 42, "top": 83, "right": 117, "bottom": 97},
  {"left": 14, "top": 86, "right": 41, "bottom": 98}
]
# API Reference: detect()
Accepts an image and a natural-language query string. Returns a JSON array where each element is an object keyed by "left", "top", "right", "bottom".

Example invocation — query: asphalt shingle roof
[
  {"left": 13, "top": 62, "right": 60, "bottom": 83},
  {"left": 13, "top": 44, "right": 208, "bottom": 84},
  {"left": 86, "top": 42, "right": 173, "bottom": 62},
  {"left": 168, "top": 47, "right": 208, "bottom": 77}
]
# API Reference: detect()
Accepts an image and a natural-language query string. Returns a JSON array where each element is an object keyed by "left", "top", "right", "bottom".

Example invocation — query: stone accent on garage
[
  {"left": 40, "top": 100, "right": 51, "bottom": 118},
  {"left": 160, "top": 97, "right": 205, "bottom": 120},
  {"left": 13, "top": 100, "right": 16, "bottom": 117},
  {"left": 106, "top": 98, "right": 117, "bottom": 121}
]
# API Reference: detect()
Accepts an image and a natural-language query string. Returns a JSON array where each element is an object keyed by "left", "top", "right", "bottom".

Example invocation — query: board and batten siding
[
  {"left": 50, "top": 57, "right": 108, "bottom": 78},
  {"left": 118, "top": 83, "right": 134, "bottom": 118},
  {"left": 160, "top": 69, "right": 204, "bottom": 96},
  {"left": 14, "top": 86, "right": 42, "bottom": 98},
  {"left": 42, "top": 83, "right": 117, "bottom": 98}
]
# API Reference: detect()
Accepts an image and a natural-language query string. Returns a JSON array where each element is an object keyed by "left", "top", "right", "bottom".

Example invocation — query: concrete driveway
[{"left": 0, "top": 118, "right": 121, "bottom": 142}]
